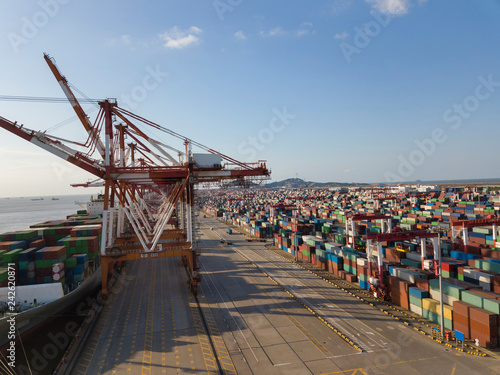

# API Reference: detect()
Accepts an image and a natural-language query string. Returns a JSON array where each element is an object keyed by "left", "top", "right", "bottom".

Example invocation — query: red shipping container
[
  {"left": 470, "top": 321, "right": 498, "bottom": 338},
  {"left": 42, "top": 246, "right": 66, "bottom": 260},
  {"left": 345, "top": 273, "right": 357, "bottom": 283},
  {"left": 415, "top": 278, "right": 429, "bottom": 291},
  {"left": 30, "top": 239, "right": 46, "bottom": 249},
  {"left": 453, "top": 300, "right": 474, "bottom": 317},
  {"left": 0, "top": 242, "right": 19, "bottom": 251},
  {"left": 332, "top": 263, "right": 340, "bottom": 275},
  {"left": 469, "top": 307, "right": 498, "bottom": 327},
  {"left": 453, "top": 312, "right": 471, "bottom": 338},
  {"left": 441, "top": 262, "right": 455, "bottom": 272},
  {"left": 327, "top": 259, "right": 333, "bottom": 274}
]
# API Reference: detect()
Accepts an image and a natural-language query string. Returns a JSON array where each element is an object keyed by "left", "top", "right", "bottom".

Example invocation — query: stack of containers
[
  {"left": 65, "top": 256, "right": 76, "bottom": 284},
  {"left": 421, "top": 298, "right": 454, "bottom": 330},
  {"left": 2, "top": 248, "right": 25, "bottom": 265},
  {"left": 17, "top": 248, "right": 38, "bottom": 285},
  {"left": 40, "top": 225, "right": 73, "bottom": 246},
  {"left": 453, "top": 300, "right": 499, "bottom": 348},
  {"left": 35, "top": 246, "right": 67, "bottom": 284},
  {"left": 70, "top": 224, "right": 102, "bottom": 238},
  {"left": 455, "top": 290, "right": 500, "bottom": 347},
  {"left": 409, "top": 287, "right": 429, "bottom": 315},
  {"left": 72, "top": 254, "right": 88, "bottom": 282},
  {"left": 429, "top": 279, "right": 464, "bottom": 306},
  {"left": 470, "top": 307, "right": 498, "bottom": 348},
  {"left": 57, "top": 236, "right": 99, "bottom": 260},
  {"left": 341, "top": 247, "right": 358, "bottom": 277},
  {"left": 357, "top": 258, "right": 370, "bottom": 290},
  {"left": 52, "top": 262, "right": 65, "bottom": 283},
  {"left": 463, "top": 267, "right": 494, "bottom": 291},
  {"left": 315, "top": 248, "right": 327, "bottom": 270},
  {"left": 453, "top": 300, "right": 473, "bottom": 339},
  {"left": 391, "top": 267, "right": 428, "bottom": 285},
  {"left": 387, "top": 275, "right": 411, "bottom": 309},
  {"left": 475, "top": 259, "right": 500, "bottom": 274},
  {"left": 0, "top": 229, "right": 40, "bottom": 247},
  {"left": 326, "top": 252, "right": 343, "bottom": 275}
]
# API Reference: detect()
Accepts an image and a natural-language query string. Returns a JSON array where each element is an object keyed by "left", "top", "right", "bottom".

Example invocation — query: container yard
[
  {"left": 199, "top": 185, "right": 500, "bottom": 352},
  {"left": 49, "top": 211, "right": 500, "bottom": 375},
  {"left": 1, "top": 17, "right": 499, "bottom": 371}
]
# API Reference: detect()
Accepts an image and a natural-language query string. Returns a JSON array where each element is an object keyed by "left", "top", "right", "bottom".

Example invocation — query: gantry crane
[
  {"left": 0, "top": 54, "right": 270, "bottom": 296},
  {"left": 451, "top": 218, "right": 500, "bottom": 250},
  {"left": 366, "top": 230, "right": 439, "bottom": 299},
  {"left": 345, "top": 213, "right": 392, "bottom": 249}
]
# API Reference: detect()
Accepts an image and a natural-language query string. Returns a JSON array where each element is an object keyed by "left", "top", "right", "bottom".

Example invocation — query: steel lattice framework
[{"left": 0, "top": 54, "right": 270, "bottom": 295}]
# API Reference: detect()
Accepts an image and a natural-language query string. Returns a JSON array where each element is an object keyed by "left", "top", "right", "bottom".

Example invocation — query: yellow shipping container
[{"left": 422, "top": 298, "right": 453, "bottom": 320}]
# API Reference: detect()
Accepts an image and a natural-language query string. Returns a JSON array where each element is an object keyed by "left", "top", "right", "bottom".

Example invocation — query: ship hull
[{"left": 0, "top": 265, "right": 101, "bottom": 351}]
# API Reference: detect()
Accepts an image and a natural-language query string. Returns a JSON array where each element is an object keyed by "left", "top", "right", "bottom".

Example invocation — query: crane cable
[{"left": 0, "top": 95, "right": 102, "bottom": 103}]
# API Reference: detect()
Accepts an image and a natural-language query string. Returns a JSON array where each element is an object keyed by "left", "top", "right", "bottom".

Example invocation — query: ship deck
[{"left": 68, "top": 216, "right": 500, "bottom": 375}]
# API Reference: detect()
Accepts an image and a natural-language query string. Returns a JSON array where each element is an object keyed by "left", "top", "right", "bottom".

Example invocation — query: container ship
[
  {"left": 200, "top": 184, "right": 500, "bottom": 349},
  {"left": 0, "top": 209, "right": 102, "bottom": 351}
]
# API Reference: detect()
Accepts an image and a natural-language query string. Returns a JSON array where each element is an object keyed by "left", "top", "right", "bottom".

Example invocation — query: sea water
[{"left": 0, "top": 194, "right": 92, "bottom": 233}]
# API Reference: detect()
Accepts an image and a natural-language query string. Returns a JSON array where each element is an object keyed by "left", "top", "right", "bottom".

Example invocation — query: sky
[{"left": 0, "top": 0, "right": 499, "bottom": 197}]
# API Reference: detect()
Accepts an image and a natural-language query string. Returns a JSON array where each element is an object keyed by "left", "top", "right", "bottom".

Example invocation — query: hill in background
[{"left": 262, "top": 178, "right": 369, "bottom": 189}]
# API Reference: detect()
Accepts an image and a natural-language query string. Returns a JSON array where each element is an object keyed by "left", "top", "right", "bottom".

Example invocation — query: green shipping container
[{"left": 409, "top": 295, "right": 422, "bottom": 308}]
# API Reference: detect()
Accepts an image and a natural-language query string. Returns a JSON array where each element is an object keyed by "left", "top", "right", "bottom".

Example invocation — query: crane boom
[
  {"left": 43, "top": 53, "right": 106, "bottom": 159},
  {"left": 0, "top": 115, "right": 105, "bottom": 178}
]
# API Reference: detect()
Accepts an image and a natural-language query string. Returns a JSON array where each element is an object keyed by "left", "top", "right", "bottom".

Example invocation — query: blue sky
[{"left": 0, "top": 0, "right": 499, "bottom": 197}]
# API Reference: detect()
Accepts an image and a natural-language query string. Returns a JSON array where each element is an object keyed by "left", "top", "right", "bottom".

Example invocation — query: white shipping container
[
  {"left": 357, "top": 258, "right": 368, "bottom": 267},
  {"left": 406, "top": 252, "right": 423, "bottom": 262},
  {"left": 463, "top": 268, "right": 493, "bottom": 283},
  {"left": 410, "top": 303, "right": 423, "bottom": 316},
  {"left": 393, "top": 268, "right": 426, "bottom": 284},
  {"left": 429, "top": 289, "right": 459, "bottom": 306}
]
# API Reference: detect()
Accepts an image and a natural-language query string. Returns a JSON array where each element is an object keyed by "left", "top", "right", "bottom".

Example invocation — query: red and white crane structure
[
  {"left": 345, "top": 213, "right": 392, "bottom": 249},
  {"left": 0, "top": 54, "right": 270, "bottom": 296},
  {"left": 366, "top": 230, "right": 439, "bottom": 297},
  {"left": 451, "top": 218, "right": 500, "bottom": 250}
]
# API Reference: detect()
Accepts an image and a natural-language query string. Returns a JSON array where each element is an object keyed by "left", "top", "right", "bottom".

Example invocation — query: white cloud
[
  {"left": 365, "top": 0, "right": 411, "bottom": 16},
  {"left": 296, "top": 22, "right": 314, "bottom": 37},
  {"left": 234, "top": 31, "right": 246, "bottom": 41},
  {"left": 159, "top": 26, "right": 203, "bottom": 49},
  {"left": 260, "top": 27, "right": 285, "bottom": 37},
  {"left": 260, "top": 23, "right": 315, "bottom": 38},
  {"left": 334, "top": 31, "right": 349, "bottom": 40},
  {"left": 109, "top": 34, "right": 131, "bottom": 46}
]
